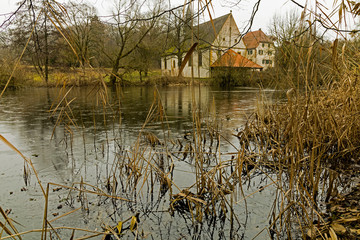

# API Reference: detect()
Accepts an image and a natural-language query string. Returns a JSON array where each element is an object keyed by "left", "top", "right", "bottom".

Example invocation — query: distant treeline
[{"left": 0, "top": 1, "right": 359, "bottom": 87}]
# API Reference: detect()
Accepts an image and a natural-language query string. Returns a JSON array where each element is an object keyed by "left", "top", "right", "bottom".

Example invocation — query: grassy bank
[
  {"left": 0, "top": 66, "right": 108, "bottom": 88},
  {"left": 0, "top": 64, "right": 280, "bottom": 88},
  {"left": 0, "top": 66, "right": 209, "bottom": 88}
]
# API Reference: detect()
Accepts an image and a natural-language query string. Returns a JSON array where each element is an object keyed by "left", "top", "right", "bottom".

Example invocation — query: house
[
  {"left": 161, "top": 12, "right": 274, "bottom": 78},
  {"left": 243, "top": 29, "right": 275, "bottom": 69}
]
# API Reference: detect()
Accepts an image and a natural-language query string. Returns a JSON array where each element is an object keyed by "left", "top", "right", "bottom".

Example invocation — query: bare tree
[
  {"left": 268, "top": 8, "right": 334, "bottom": 88},
  {"left": 65, "top": 1, "right": 98, "bottom": 70},
  {"left": 100, "top": 0, "right": 162, "bottom": 85},
  {"left": 127, "top": 19, "right": 166, "bottom": 81},
  {"left": 268, "top": 9, "right": 301, "bottom": 43},
  {"left": 165, "top": 8, "right": 193, "bottom": 69},
  {"left": 8, "top": 0, "right": 54, "bottom": 84}
]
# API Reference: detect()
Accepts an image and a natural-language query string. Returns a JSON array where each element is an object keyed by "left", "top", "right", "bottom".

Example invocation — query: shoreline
[{"left": 0, "top": 66, "right": 277, "bottom": 89}]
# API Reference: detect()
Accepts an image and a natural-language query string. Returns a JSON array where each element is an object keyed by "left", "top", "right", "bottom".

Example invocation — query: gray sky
[{"left": 0, "top": 0, "right": 357, "bottom": 35}]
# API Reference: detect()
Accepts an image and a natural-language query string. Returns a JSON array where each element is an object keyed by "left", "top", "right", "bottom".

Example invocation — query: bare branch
[{"left": 0, "top": 0, "right": 27, "bottom": 29}]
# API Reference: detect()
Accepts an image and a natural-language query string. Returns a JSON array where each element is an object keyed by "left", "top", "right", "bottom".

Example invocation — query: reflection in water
[{"left": 0, "top": 86, "right": 279, "bottom": 239}]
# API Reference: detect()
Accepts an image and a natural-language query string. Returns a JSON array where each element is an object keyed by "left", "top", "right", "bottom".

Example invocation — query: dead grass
[
  {"left": 1, "top": 4, "right": 359, "bottom": 238},
  {"left": 235, "top": 54, "right": 360, "bottom": 238},
  {"left": 2, "top": 65, "right": 359, "bottom": 239},
  {"left": 1, "top": 72, "right": 359, "bottom": 239}
]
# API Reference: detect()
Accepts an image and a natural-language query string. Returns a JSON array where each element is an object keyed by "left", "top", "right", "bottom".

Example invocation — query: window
[
  {"left": 234, "top": 39, "right": 237, "bottom": 43},
  {"left": 173, "top": 60, "right": 176, "bottom": 68},
  {"left": 268, "top": 51, "right": 272, "bottom": 56},
  {"left": 223, "top": 37, "right": 226, "bottom": 42},
  {"left": 268, "top": 43, "right": 271, "bottom": 47},
  {"left": 259, "top": 50, "right": 264, "bottom": 55},
  {"left": 188, "top": 56, "right": 192, "bottom": 66},
  {"left": 247, "top": 49, "right": 253, "bottom": 55},
  {"left": 164, "top": 58, "right": 167, "bottom": 69},
  {"left": 262, "top": 43, "right": 265, "bottom": 47},
  {"left": 198, "top": 51, "right": 202, "bottom": 67},
  {"left": 262, "top": 59, "right": 272, "bottom": 65}
]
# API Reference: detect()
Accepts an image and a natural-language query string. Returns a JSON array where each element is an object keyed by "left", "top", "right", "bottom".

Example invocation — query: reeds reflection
[{"left": 0, "top": 86, "right": 279, "bottom": 239}]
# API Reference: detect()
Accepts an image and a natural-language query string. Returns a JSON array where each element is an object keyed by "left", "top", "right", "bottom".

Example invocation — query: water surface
[{"left": 0, "top": 86, "right": 279, "bottom": 239}]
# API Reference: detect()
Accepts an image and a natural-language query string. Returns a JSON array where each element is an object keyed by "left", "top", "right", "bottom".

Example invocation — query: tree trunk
[
  {"left": 177, "top": 51, "right": 182, "bottom": 68},
  {"left": 110, "top": 48, "right": 123, "bottom": 85},
  {"left": 110, "top": 68, "right": 118, "bottom": 85}
]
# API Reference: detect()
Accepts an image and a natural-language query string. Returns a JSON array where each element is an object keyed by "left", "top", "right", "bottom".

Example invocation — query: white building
[
  {"left": 242, "top": 29, "right": 275, "bottom": 70},
  {"left": 161, "top": 12, "right": 275, "bottom": 78}
]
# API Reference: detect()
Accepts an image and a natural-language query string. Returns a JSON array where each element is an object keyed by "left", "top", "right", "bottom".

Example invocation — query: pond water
[{"left": 0, "top": 86, "right": 281, "bottom": 239}]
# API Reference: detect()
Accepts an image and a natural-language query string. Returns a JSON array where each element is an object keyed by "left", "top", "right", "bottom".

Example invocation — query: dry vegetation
[
  {"left": 238, "top": 76, "right": 360, "bottom": 238},
  {"left": 1, "top": 0, "right": 360, "bottom": 239},
  {"left": 1, "top": 64, "right": 359, "bottom": 239}
]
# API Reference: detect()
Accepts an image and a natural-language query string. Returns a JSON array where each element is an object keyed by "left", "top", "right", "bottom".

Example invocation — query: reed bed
[
  {"left": 2, "top": 76, "right": 359, "bottom": 239},
  {"left": 1, "top": 37, "right": 359, "bottom": 239},
  {"left": 1, "top": 80, "right": 359, "bottom": 239},
  {"left": 2, "top": 73, "right": 360, "bottom": 239},
  {"left": 236, "top": 72, "right": 360, "bottom": 238},
  {"left": 1, "top": 1, "right": 359, "bottom": 239}
]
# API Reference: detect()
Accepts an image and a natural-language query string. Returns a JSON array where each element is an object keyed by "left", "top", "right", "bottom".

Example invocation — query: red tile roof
[
  {"left": 211, "top": 49, "right": 263, "bottom": 69},
  {"left": 243, "top": 29, "right": 272, "bottom": 49}
]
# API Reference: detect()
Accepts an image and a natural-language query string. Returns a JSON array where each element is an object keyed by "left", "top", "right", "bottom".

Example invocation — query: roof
[
  {"left": 211, "top": 49, "right": 263, "bottom": 69},
  {"left": 164, "top": 13, "right": 231, "bottom": 55},
  {"left": 243, "top": 29, "right": 273, "bottom": 49},
  {"left": 196, "top": 13, "right": 231, "bottom": 45}
]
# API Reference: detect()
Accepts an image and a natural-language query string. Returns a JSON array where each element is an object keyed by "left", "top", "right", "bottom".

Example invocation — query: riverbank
[
  {"left": 0, "top": 65, "right": 275, "bottom": 88},
  {"left": 0, "top": 66, "right": 203, "bottom": 88}
]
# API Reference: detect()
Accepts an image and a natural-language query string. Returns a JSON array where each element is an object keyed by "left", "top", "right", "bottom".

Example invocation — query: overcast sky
[{"left": 0, "top": 0, "right": 357, "bottom": 35}]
